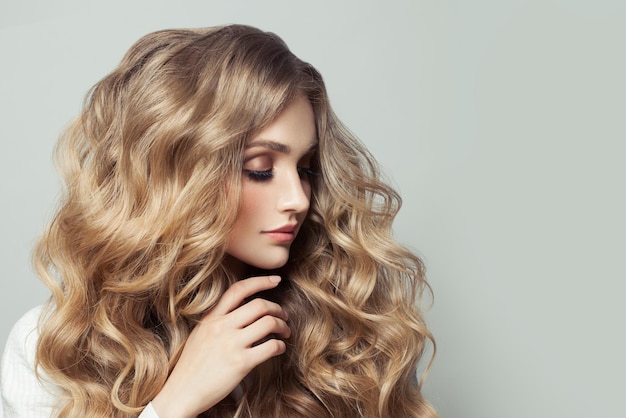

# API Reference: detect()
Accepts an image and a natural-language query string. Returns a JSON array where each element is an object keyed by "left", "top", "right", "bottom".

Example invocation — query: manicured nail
[{"left": 269, "top": 275, "right": 281, "bottom": 283}]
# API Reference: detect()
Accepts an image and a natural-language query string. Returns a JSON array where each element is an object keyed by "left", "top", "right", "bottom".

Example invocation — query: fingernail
[{"left": 269, "top": 275, "right": 281, "bottom": 283}]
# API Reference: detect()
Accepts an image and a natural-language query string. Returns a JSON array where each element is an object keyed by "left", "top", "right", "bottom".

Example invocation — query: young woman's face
[{"left": 225, "top": 95, "right": 318, "bottom": 274}]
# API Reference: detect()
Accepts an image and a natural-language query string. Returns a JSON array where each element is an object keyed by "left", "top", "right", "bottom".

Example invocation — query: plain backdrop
[{"left": 1, "top": 1, "right": 625, "bottom": 417}]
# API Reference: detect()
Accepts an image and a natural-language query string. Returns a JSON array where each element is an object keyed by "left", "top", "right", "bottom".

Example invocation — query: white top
[{"left": 0, "top": 306, "right": 159, "bottom": 418}]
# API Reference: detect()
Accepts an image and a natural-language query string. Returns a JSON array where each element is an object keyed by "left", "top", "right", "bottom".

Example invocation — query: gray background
[{"left": 1, "top": 1, "right": 625, "bottom": 417}]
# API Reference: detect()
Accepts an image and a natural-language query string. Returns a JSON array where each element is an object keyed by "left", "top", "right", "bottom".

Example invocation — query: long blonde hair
[{"left": 34, "top": 25, "right": 436, "bottom": 417}]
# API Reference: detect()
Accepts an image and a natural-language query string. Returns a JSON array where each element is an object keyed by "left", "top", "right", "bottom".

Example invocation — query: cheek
[
  {"left": 235, "top": 183, "right": 269, "bottom": 230},
  {"left": 240, "top": 183, "right": 266, "bottom": 213}
]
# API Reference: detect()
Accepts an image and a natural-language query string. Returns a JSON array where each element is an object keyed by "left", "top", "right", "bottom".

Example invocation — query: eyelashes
[
  {"left": 244, "top": 168, "right": 320, "bottom": 182},
  {"left": 298, "top": 167, "right": 320, "bottom": 178},
  {"left": 244, "top": 169, "right": 274, "bottom": 181}
]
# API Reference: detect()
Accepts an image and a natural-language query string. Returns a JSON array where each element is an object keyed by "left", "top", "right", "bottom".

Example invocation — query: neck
[{"left": 222, "top": 254, "right": 251, "bottom": 279}]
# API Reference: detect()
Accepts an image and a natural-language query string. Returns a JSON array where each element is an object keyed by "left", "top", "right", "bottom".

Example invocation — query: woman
[{"left": 1, "top": 25, "right": 436, "bottom": 417}]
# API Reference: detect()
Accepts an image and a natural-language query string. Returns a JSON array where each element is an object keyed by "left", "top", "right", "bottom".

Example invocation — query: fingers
[
  {"left": 152, "top": 276, "right": 288, "bottom": 417},
  {"left": 230, "top": 298, "right": 288, "bottom": 326},
  {"left": 202, "top": 275, "right": 291, "bottom": 346},
  {"left": 230, "top": 295, "right": 291, "bottom": 345},
  {"left": 249, "top": 338, "right": 287, "bottom": 361},
  {"left": 241, "top": 314, "right": 291, "bottom": 343},
  {"left": 211, "top": 275, "right": 282, "bottom": 316}
]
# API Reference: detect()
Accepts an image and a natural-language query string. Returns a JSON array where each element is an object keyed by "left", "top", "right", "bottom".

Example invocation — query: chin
[
  {"left": 227, "top": 248, "right": 291, "bottom": 275},
  {"left": 252, "top": 258, "right": 289, "bottom": 271}
]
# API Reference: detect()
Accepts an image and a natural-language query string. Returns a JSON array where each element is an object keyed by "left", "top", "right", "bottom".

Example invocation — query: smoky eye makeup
[
  {"left": 244, "top": 169, "right": 274, "bottom": 181},
  {"left": 299, "top": 148, "right": 320, "bottom": 176},
  {"left": 297, "top": 167, "right": 319, "bottom": 178},
  {"left": 242, "top": 154, "right": 273, "bottom": 181},
  {"left": 241, "top": 144, "right": 320, "bottom": 182},
  {"left": 243, "top": 153, "right": 271, "bottom": 169}
]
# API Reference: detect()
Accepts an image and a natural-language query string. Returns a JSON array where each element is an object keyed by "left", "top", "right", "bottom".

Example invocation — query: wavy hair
[{"left": 34, "top": 25, "right": 436, "bottom": 417}]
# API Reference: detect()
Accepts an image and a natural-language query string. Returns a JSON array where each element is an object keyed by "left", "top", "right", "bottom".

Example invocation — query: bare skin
[{"left": 152, "top": 275, "right": 290, "bottom": 418}]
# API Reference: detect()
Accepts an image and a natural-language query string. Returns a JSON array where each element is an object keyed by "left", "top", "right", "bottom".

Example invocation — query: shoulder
[
  {"left": 2, "top": 306, "right": 44, "bottom": 370},
  {"left": 1, "top": 305, "right": 60, "bottom": 417},
  {"left": 5, "top": 305, "right": 43, "bottom": 360}
]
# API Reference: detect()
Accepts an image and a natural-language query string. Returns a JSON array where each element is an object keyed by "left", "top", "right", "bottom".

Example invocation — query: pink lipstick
[{"left": 262, "top": 224, "right": 298, "bottom": 243}]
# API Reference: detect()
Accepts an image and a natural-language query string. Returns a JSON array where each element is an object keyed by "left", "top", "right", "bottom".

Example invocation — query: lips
[{"left": 262, "top": 224, "right": 299, "bottom": 243}]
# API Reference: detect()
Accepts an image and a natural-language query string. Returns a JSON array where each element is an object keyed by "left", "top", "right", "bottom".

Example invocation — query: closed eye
[
  {"left": 298, "top": 167, "right": 319, "bottom": 179},
  {"left": 244, "top": 169, "right": 273, "bottom": 182},
  {"left": 244, "top": 166, "right": 319, "bottom": 182}
]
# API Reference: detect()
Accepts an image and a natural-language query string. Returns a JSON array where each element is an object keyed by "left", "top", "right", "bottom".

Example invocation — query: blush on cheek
[{"left": 240, "top": 183, "right": 266, "bottom": 211}]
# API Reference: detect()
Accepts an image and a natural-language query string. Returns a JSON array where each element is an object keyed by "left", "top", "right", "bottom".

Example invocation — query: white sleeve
[
  {"left": 1, "top": 306, "right": 60, "bottom": 418},
  {"left": 1, "top": 306, "right": 160, "bottom": 418},
  {"left": 139, "top": 402, "right": 161, "bottom": 418}
]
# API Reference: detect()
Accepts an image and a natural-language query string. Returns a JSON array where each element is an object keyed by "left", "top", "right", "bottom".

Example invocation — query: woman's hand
[{"left": 151, "top": 275, "right": 290, "bottom": 418}]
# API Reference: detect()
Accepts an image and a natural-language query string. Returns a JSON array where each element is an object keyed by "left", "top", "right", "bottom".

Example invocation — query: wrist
[{"left": 151, "top": 390, "right": 197, "bottom": 418}]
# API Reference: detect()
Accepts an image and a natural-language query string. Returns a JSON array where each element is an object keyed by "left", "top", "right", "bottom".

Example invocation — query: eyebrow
[{"left": 245, "top": 140, "right": 318, "bottom": 154}]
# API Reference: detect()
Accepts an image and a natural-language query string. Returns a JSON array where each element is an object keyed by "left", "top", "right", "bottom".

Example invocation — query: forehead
[{"left": 246, "top": 95, "right": 318, "bottom": 153}]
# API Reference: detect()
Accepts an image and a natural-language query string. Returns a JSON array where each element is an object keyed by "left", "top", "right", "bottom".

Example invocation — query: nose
[{"left": 277, "top": 170, "right": 310, "bottom": 214}]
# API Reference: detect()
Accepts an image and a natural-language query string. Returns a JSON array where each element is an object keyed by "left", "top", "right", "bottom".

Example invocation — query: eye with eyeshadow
[
  {"left": 242, "top": 154, "right": 273, "bottom": 182},
  {"left": 297, "top": 167, "right": 319, "bottom": 179},
  {"left": 244, "top": 167, "right": 319, "bottom": 182},
  {"left": 242, "top": 148, "right": 320, "bottom": 183},
  {"left": 296, "top": 149, "right": 320, "bottom": 179},
  {"left": 244, "top": 169, "right": 274, "bottom": 182}
]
